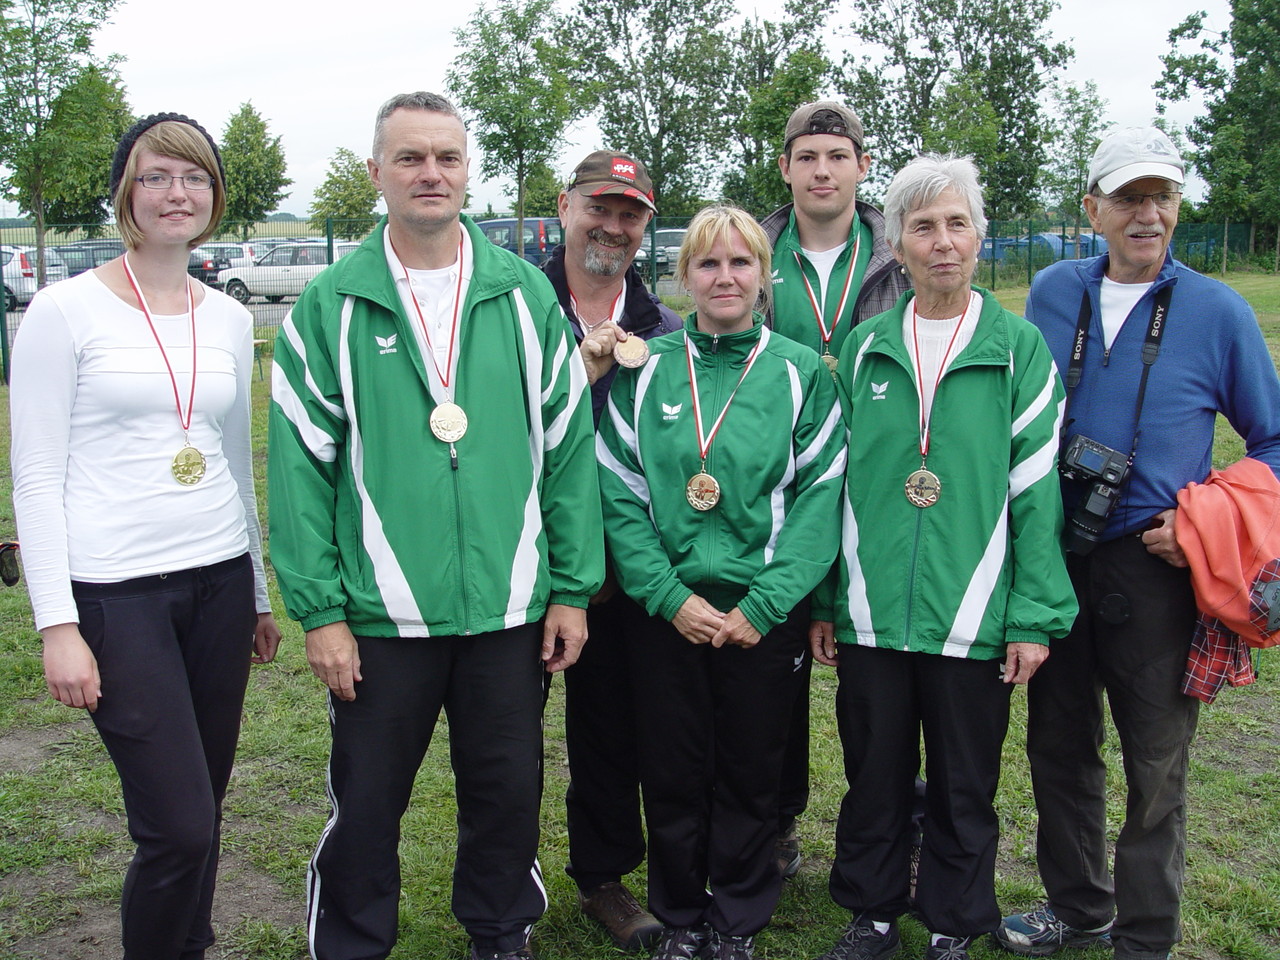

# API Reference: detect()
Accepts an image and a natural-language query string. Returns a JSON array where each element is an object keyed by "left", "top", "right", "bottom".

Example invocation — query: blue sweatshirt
[{"left": 1026, "top": 251, "right": 1280, "bottom": 541}]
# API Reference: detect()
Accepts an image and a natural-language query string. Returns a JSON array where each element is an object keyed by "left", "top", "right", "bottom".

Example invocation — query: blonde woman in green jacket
[
  {"left": 810, "top": 155, "right": 1077, "bottom": 960},
  {"left": 597, "top": 205, "right": 845, "bottom": 960}
]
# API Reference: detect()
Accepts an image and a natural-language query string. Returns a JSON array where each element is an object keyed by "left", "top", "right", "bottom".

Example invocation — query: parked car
[
  {"left": 195, "top": 241, "right": 257, "bottom": 270},
  {"left": 475, "top": 217, "right": 563, "bottom": 265},
  {"left": 3, "top": 245, "right": 70, "bottom": 311},
  {"left": 188, "top": 249, "right": 232, "bottom": 287},
  {"left": 52, "top": 239, "right": 125, "bottom": 277},
  {"left": 217, "top": 242, "right": 358, "bottom": 303}
]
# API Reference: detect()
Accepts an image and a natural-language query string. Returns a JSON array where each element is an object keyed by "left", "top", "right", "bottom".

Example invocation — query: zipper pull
[{"left": 450, "top": 443, "right": 459, "bottom": 470}]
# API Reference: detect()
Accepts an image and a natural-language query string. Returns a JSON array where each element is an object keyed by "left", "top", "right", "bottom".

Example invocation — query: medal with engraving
[
  {"left": 683, "top": 332, "right": 764, "bottom": 510},
  {"left": 122, "top": 255, "right": 204, "bottom": 486},
  {"left": 905, "top": 294, "right": 976, "bottom": 508},
  {"left": 795, "top": 228, "right": 860, "bottom": 363},
  {"left": 686, "top": 468, "right": 721, "bottom": 511},
  {"left": 614, "top": 333, "right": 650, "bottom": 369},
  {"left": 398, "top": 235, "right": 468, "bottom": 447},
  {"left": 429, "top": 401, "right": 468, "bottom": 442}
]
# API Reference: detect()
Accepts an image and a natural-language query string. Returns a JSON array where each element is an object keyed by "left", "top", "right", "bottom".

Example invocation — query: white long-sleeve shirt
[{"left": 10, "top": 269, "right": 269, "bottom": 630}]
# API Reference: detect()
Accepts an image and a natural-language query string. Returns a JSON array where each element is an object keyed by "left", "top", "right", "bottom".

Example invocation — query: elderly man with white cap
[{"left": 994, "top": 128, "right": 1280, "bottom": 960}]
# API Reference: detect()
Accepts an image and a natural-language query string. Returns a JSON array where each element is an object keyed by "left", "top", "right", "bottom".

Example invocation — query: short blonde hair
[
  {"left": 114, "top": 121, "right": 226, "bottom": 250},
  {"left": 675, "top": 204, "right": 773, "bottom": 315}
]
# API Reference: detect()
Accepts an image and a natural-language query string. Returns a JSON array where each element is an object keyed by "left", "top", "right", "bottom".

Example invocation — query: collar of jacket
[
  {"left": 863, "top": 286, "right": 1014, "bottom": 372},
  {"left": 330, "top": 215, "right": 526, "bottom": 315},
  {"left": 1069, "top": 247, "right": 1181, "bottom": 292},
  {"left": 542, "top": 244, "right": 669, "bottom": 338},
  {"left": 682, "top": 311, "right": 765, "bottom": 362}
]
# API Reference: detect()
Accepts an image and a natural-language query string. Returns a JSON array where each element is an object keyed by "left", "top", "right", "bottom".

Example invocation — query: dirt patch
[
  {"left": 2, "top": 852, "right": 300, "bottom": 959},
  {"left": 0, "top": 721, "right": 88, "bottom": 776}
]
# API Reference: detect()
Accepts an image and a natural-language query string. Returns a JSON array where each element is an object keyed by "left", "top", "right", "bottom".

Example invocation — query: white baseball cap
[{"left": 1088, "top": 127, "right": 1185, "bottom": 195}]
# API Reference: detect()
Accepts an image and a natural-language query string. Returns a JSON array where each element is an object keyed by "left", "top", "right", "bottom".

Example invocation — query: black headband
[{"left": 109, "top": 113, "right": 225, "bottom": 199}]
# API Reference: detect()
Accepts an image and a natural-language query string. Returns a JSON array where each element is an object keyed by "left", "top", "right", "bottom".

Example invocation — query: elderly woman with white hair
[{"left": 808, "top": 154, "right": 1078, "bottom": 960}]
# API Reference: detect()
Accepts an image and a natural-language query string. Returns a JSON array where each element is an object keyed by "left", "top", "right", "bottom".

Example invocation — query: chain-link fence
[{"left": 1, "top": 214, "right": 1263, "bottom": 379}]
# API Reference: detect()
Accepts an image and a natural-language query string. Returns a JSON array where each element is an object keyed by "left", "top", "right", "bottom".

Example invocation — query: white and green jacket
[
  {"left": 597, "top": 316, "right": 845, "bottom": 635},
  {"left": 816, "top": 288, "right": 1077, "bottom": 659},
  {"left": 269, "top": 217, "right": 603, "bottom": 636}
]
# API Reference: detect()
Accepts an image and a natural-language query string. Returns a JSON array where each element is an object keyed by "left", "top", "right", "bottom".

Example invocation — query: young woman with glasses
[{"left": 9, "top": 113, "right": 280, "bottom": 959}]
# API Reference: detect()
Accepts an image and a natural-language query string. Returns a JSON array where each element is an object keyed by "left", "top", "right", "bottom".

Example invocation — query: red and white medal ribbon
[
  {"left": 909, "top": 293, "right": 975, "bottom": 462},
  {"left": 795, "top": 229, "right": 860, "bottom": 355},
  {"left": 685, "top": 333, "right": 764, "bottom": 466}
]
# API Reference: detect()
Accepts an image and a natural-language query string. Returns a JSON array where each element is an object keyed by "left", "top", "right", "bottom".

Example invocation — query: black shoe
[
  {"left": 775, "top": 820, "right": 801, "bottom": 879},
  {"left": 924, "top": 936, "right": 972, "bottom": 960},
  {"left": 815, "top": 916, "right": 900, "bottom": 960},
  {"left": 469, "top": 944, "right": 533, "bottom": 960},
  {"left": 710, "top": 932, "right": 756, "bottom": 960},
  {"left": 651, "top": 924, "right": 712, "bottom": 960}
]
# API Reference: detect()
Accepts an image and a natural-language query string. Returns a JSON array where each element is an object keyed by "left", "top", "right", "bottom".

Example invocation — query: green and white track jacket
[
  {"left": 816, "top": 288, "right": 1077, "bottom": 659},
  {"left": 597, "top": 316, "right": 845, "bottom": 635},
  {"left": 269, "top": 217, "right": 603, "bottom": 636}
]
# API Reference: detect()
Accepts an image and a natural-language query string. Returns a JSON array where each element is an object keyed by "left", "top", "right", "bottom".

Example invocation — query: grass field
[{"left": 0, "top": 278, "right": 1278, "bottom": 960}]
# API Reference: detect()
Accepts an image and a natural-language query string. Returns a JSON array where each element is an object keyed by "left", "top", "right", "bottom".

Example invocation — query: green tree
[
  {"left": 921, "top": 72, "right": 1001, "bottom": 163},
  {"left": 1157, "top": 1, "right": 1280, "bottom": 266},
  {"left": 572, "top": 0, "right": 733, "bottom": 216},
  {"left": 448, "top": 0, "right": 591, "bottom": 256},
  {"left": 1041, "top": 80, "right": 1111, "bottom": 253},
  {"left": 0, "top": 0, "right": 121, "bottom": 280},
  {"left": 836, "top": 0, "right": 1071, "bottom": 217},
  {"left": 507, "top": 159, "right": 562, "bottom": 218},
  {"left": 308, "top": 147, "right": 379, "bottom": 239},
  {"left": 41, "top": 66, "right": 133, "bottom": 234},
  {"left": 221, "top": 102, "right": 291, "bottom": 242},
  {"left": 720, "top": 1, "right": 834, "bottom": 217}
]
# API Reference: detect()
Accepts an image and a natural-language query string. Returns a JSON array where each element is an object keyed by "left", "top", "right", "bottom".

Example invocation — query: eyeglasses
[
  {"left": 1105, "top": 191, "right": 1182, "bottom": 211},
  {"left": 134, "top": 174, "right": 215, "bottom": 191}
]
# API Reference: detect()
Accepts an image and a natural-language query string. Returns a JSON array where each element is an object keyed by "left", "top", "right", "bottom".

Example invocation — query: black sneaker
[
  {"left": 710, "top": 932, "right": 756, "bottom": 960},
  {"left": 815, "top": 915, "right": 900, "bottom": 960},
  {"left": 651, "top": 924, "right": 712, "bottom": 960},
  {"left": 924, "top": 935, "right": 972, "bottom": 960},
  {"left": 992, "top": 905, "right": 1113, "bottom": 957}
]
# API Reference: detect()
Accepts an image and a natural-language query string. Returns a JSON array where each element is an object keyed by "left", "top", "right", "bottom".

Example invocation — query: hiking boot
[
  {"left": 775, "top": 819, "right": 801, "bottom": 878},
  {"left": 924, "top": 935, "right": 972, "bottom": 960},
  {"left": 709, "top": 932, "right": 756, "bottom": 960},
  {"left": 579, "top": 881, "right": 663, "bottom": 952},
  {"left": 815, "top": 915, "right": 900, "bottom": 960},
  {"left": 651, "top": 924, "right": 712, "bottom": 960},
  {"left": 993, "top": 905, "right": 1113, "bottom": 957}
]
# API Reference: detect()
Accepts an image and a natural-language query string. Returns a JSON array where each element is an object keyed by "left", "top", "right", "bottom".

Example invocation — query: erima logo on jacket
[
  {"left": 662, "top": 402, "right": 682, "bottom": 421},
  {"left": 871, "top": 381, "right": 887, "bottom": 399},
  {"left": 376, "top": 334, "right": 398, "bottom": 355}
]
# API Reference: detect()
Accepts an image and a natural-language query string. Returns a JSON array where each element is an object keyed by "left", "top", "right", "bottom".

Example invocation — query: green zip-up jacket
[
  {"left": 269, "top": 217, "right": 604, "bottom": 636},
  {"left": 816, "top": 288, "right": 1077, "bottom": 659},
  {"left": 597, "top": 316, "right": 845, "bottom": 635}
]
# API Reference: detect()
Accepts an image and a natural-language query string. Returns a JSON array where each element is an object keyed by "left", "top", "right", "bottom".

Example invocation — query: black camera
[{"left": 1060, "top": 436, "right": 1129, "bottom": 555}]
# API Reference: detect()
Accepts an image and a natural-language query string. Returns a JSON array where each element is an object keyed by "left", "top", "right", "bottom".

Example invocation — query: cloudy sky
[{"left": 1, "top": 0, "right": 1232, "bottom": 219}]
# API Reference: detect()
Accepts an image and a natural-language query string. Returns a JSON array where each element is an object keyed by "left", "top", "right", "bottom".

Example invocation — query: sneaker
[
  {"left": 710, "top": 932, "right": 756, "bottom": 960},
  {"left": 580, "top": 881, "right": 664, "bottom": 951},
  {"left": 775, "top": 819, "right": 801, "bottom": 879},
  {"left": 651, "top": 924, "right": 712, "bottom": 960},
  {"left": 925, "top": 936, "right": 972, "bottom": 960},
  {"left": 993, "top": 905, "right": 1113, "bottom": 957},
  {"left": 815, "top": 915, "right": 901, "bottom": 960},
  {"left": 469, "top": 944, "right": 533, "bottom": 960}
]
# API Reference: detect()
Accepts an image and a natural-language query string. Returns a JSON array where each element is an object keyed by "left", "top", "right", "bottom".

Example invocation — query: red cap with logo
[{"left": 566, "top": 150, "right": 657, "bottom": 213}]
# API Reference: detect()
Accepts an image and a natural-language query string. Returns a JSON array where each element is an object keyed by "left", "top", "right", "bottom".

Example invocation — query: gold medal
[
  {"left": 430, "top": 401, "right": 468, "bottom": 442},
  {"left": 686, "top": 472, "right": 721, "bottom": 511},
  {"left": 172, "top": 444, "right": 206, "bottom": 486},
  {"left": 822, "top": 353, "right": 839, "bottom": 376},
  {"left": 613, "top": 334, "right": 649, "bottom": 369},
  {"left": 905, "top": 467, "right": 941, "bottom": 508}
]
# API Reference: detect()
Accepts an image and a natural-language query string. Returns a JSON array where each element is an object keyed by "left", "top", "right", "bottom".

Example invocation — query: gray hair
[
  {"left": 372, "top": 92, "right": 465, "bottom": 162},
  {"left": 884, "top": 154, "right": 988, "bottom": 251}
]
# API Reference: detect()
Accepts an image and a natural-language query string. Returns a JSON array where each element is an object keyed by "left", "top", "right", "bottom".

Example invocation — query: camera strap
[{"left": 1063, "top": 283, "right": 1172, "bottom": 464}]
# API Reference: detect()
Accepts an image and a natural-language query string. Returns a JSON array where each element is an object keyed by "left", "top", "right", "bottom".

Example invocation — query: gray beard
[{"left": 583, "top": 242, "right": 628, "bottom": 277}]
